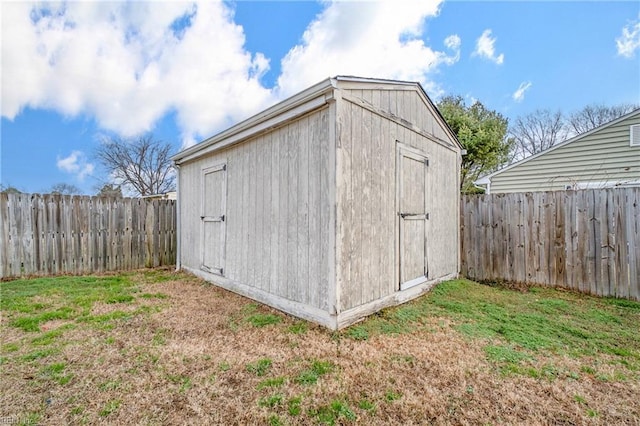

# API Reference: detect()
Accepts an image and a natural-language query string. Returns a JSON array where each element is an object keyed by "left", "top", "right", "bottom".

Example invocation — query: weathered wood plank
[
  {"left": 287, "top": 120, "right": 300, "bottom": 302},
  {"left": 0, "top": 193, "right": 8, "bottom": 277},
  {"left": 309, "top": 109, "right": 323, "bottom": 309},
  {"left": 460, "top": 188, "right": 639, "bottom": 301},
  {"left": 297, "top": 115, "right": 310, "bottom": 305},
  {"left": 629, "top": 188, "right": 640, "bottom": 300}
]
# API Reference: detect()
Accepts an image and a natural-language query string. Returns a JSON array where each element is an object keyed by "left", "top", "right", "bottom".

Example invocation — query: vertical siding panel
[
  {"left": 228, "top": 149, "right": 237, "bottom": 279},
  {"left": 287, "top": 121, "right": 299, "bottom": 301},
  {"left": 350, "top": 90, "right": 364, "bottom": 309},
  {"left": 337, "top": 102, "right": 353, "bottom": 311},
  {"left": 308, "top": 111, "right": 321, "bottom": 309},
  {"left": 319, "top": 107, "right": 331, "bottom": 311},
  {"left": 361, "top": 91, "right": 373, "bottom": 305},
  {"left": 370, "top": 90, "right": 382, "bottom": 302},
  {"left": 261, "top": 134, "right": 272, "bottom": 292},
  {"left": 278, "top": 125, "right": 290, "bottom": 299},
  {"left": 379, "top": 89, "right": 393, "bottom": 298},
  {"left": 241, "top": 143, "right": 250, "bottom": 284},
  {"left": 298, "top": 116, "right": 310, "bottom": 305},
  {"left": 248, "top": 140, "right": 258, "bottom": 289},
  {"left": 270, "top": 130, "right": 281, "bottom": 295}
]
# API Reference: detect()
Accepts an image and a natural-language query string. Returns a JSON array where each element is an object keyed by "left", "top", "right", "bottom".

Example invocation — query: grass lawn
[{"left": 1, "top": 269, "right": 639, "bottom": 425}]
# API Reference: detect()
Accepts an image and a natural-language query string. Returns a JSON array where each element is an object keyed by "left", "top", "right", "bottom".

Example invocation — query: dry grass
[{"left": 1, "top": 270, "right": 639, "bottom": 425}]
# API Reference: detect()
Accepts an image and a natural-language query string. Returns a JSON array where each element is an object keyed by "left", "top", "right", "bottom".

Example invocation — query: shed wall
[
  {"left": 490, "top": 113, "right": 640, "bottom": 193},
  {"left": 336, "top": 88, "right": 460, "bottom": 312},
  {"left": 179, "top": 107, "right": 333, "bottom": 311}
]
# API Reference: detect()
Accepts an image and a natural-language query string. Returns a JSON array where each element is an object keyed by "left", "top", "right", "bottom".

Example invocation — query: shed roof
[{"left": 172, "top": 76, "right": 461, "bottom": 165}]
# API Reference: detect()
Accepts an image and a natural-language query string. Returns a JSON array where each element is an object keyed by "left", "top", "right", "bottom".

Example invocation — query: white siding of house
[{"left": 489, "top": 113, "right": 640, "bottom": 193}]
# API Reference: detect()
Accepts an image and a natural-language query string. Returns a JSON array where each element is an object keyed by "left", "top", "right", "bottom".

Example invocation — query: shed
[{"left": 171, "top": 76, "right": 462, "bottom": 329}]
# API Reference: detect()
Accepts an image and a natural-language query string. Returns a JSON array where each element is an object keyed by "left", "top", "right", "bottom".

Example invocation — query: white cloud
[
  {"left": 56, "top": 151, "right": 95, "bottom": 181},
  {"left": 616, "top": 15, "right": 640, "bottom": 58},
  {"left": 276, "top": 0, "right": 456, "bottom": 97},
  {"left": 2, "top": 0, "right": 458, "bottom": 147},
  {"left": 1, "top": 2, "right": 274, "bottom": 146},
  {"left": 512, "top": 81, "right": 532, "bottom": 102},
  {"left": 473, "top": 29, "right": 504, "bottom": 65}
]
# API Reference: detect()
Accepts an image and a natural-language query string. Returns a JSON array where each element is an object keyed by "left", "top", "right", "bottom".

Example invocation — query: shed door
[
  {"left": 397, "top": 144, "right": 429, "bottom": 290},
  {"left": 201, "top": 164, "right": 227, "bottom": 276}
]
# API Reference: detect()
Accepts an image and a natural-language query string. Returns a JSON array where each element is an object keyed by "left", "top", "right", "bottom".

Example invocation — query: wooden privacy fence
[
  {"left": 461, "top": 188, "right": 640, "bottom": 300},
  {"left": 0, "top": 193, "right": 176, "bottom": 279}
]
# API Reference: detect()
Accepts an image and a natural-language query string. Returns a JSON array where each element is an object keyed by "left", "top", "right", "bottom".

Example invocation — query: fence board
[
  {"left": 0, "top": 193, "right": 176, "bottom": 279},
  {"left": 461, "top": 188, "right": 640, "bottom": 301}
]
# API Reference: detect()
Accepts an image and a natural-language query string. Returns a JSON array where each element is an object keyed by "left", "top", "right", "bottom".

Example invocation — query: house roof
[
  {"left": 171, "top": 76, "right": 461, "bottom": 165},
  {"left": 476, "top": 107, "right": 640, "bottom": 185}
]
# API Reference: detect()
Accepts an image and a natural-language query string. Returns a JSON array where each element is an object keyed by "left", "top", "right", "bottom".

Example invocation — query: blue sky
[{"left": 2, "top": 1, "right": 639, "bottom": 195}]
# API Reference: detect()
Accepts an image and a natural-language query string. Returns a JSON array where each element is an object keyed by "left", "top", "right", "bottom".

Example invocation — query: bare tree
[
  {"left": 509, "top": 109, "right": 569, "bottom": 161},
  {"left": 568, "top": 103, "right": 638, "bottom": 135},
  {"left": 49, "top": 182, "right": 81, "bottom": 195},
  {"left": 95, "top": 135, "right": 176, "bottom": 197}
]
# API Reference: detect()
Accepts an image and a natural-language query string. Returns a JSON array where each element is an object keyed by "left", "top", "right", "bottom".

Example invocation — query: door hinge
[
  {"left": 222, "top": 164, "right": 227, "bottom": 171},
  {"left": 426, "top": 213, "right": 430, "bottom": 220},
  {"left": 425, "top": 159, "right": 429, "bottom": 166},
  {"left": 220, "top": 214, "right": 225, "bottom": 222}
]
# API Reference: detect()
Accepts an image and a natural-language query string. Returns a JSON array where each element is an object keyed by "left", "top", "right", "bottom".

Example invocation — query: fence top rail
[
  {"left": 1, "top": 193, "right": 176, "bottom": 204},
  {"left": 463, "top": 187, "right": 639, "bottom": 200}
]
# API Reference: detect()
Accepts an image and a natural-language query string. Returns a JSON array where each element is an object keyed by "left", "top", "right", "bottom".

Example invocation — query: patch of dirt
[{"left": 40, "top": 320, "right": 72, "bottom": 332}]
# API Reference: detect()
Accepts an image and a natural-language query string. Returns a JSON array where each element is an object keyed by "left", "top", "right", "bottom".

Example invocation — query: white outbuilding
[{"left": 171, "top": 76, "right": 462, "bottom": 329}]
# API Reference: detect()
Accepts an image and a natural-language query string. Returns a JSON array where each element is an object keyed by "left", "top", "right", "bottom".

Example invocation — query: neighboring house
[
  {"left": 171, "top": 76, "right": 462, "bottom": 330},
  {"left": 141, "top": 191, "right": 177, "bottom": 201},
  {"left": 476, "top": 108, "right": 640, "bottom": 193}
]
